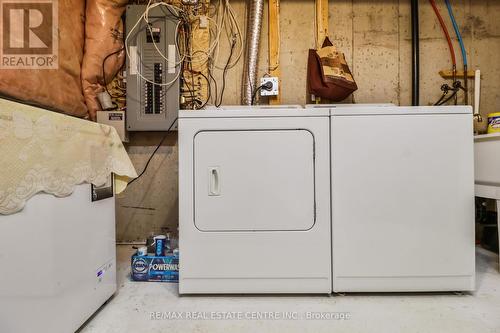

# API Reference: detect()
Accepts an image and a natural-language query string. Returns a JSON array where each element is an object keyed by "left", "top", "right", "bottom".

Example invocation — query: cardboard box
[{"left": 131, "top": 253, "right": 179, "bottom": 282}]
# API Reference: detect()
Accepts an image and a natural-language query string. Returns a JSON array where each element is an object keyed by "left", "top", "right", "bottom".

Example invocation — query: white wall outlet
[{"left": 260, "top": 77, "right": 279, "bottom": 96}]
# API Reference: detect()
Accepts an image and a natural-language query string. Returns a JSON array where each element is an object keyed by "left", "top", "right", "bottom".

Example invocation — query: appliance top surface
[
  {"left": 179, "top": 105, "right": 329, "bottom": 118},
  {"left": 331, "top": 105, "right": 473, "bottom": 116},
  {"left": 305, "top": 103, "right": 396, "bottom": 109},
  {"left": 474, "top": 132, "right": 500, "bottom": 141}
]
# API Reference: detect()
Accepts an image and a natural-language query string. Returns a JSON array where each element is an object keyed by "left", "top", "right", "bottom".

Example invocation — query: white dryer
[{"left": 178, "top": 106, "right": 331, "bottom": 294}]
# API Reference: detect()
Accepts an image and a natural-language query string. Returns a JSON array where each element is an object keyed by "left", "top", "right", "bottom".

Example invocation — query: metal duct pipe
[
  {"left": 241, "top": 0, "right": 264, "bottom": 105},
  {"left": 411, "top": 0, "right": 420, "bottom": 106}
]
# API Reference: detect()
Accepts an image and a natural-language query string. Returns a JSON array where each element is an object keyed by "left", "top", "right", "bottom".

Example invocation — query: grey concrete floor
[{"left": 79, "top": 246, "right": 500, "bottom": 333}]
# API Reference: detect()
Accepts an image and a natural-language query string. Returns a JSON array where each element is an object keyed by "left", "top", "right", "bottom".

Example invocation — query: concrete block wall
[{"left": 117, "top": 0, "right": 500, "bottom": 242}]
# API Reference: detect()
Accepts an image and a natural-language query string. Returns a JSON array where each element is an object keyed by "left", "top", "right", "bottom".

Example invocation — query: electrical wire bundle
[
  {"left": 102, "top": 45, "right": 126, "bottom": 108},
  {"left": 151, "top": 0, "right": 244, "bottom": 109},
  {"left": 125, "top": 1, "right": 187, "bottom": 87},
  {"left": 204, "top": 0, "right": 243, "bottom": 107},
  {"left": 123, "top": 1, "right": 187, "bottom": 186},
  {"left": 107, "top": 71, "right": 127, "bottom": 110},
  {"left": 108, "top": 0, "right": 243, "bottom": 112},
  {"left": 125, "top": 0, "right": 245, "bottom": 185}
]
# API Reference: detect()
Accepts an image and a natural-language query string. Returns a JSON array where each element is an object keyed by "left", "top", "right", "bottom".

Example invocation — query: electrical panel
[{"left": 125, "top": 5, "right": 179, "bottom": 131}]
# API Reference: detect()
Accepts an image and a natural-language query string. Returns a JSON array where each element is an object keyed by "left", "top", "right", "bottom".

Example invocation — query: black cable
[
  {"left": 438, "top": 90, "right": 458, "bottom": 105},
  {"left": 434, "top": 83, "right": 451, "bottom": 106},
  {"left": 208, "top": 59, "right": 218, "bottom": 105},
  {"left": 127, "top": 117, "right": 178, "bottom": 186},
  {"left": 188, "top": 50, "right": 213, "bottom": 109},
  {"left": 215, "top": 39, "right": 236, "bottom": 107},
  {"left": 411, "top": 0, "right": 420, "bottom": 106},
  {"left": 181, "top": 71, "right": 196, "bottom": 106},
  {"left": 434, "top": 81, "right": 462, "bottom": 105},
  {"left": 251, "top": 82, "right": 273, "bottom": 105},
  {"left": 102, "top": 47, "right": 126, "bottom": 99},
  {"left": 251, "top": 85, "right": 265, "bottom": 106},
  {"left": 182, "top": 75, "right": 206, "bottom": 109},
  {"left": 183, "top": 19, "right": 196, "bottom": 109},
  {"left": 197, "top": 71, "right": 211, "bottom": 109},
  {"left": 180, "top": 43, "right": 195, "bottom": 106},
  {"left": 188, "top": 44, "right": 196, "bottom": 108},
  {"left": 160, "top": 5, "right": 183, "bottom": 20},
  {"left": 176, "top": 10, "right": 205, "bottom": 110},
  {"left": 434, "top": 93, "right": 447, "bottom": 106}
]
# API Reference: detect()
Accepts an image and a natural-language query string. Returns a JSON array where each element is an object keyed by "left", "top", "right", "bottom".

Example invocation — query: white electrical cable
[
  {"left": 180, "top": 16, "right": 221, "bottom": 65},
  {"left": 213, "top": 0, "right": 243, "bottom": 70},
  {"left": 123, "top": 0, "right": 244, "bottom": 102},
  {"left": 124, "top": 0, "right": 184, "bottom": 86},
  {"left": 224, "top": 0, "right": 243, "bottom": 68},
  {"left": 210, "top": 0, "right": 243, "bottom": 70},
  {"left": 144, "top": 7, "right": 185, "bottom": 65}
]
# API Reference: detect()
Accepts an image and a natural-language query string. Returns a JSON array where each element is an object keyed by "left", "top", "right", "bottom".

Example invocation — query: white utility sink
[
  {"left": 475, "top": 133, "right": 500, "bottom": 186},
  {"left": 474, "top": 133, "right": 500, "bottom": 271}
]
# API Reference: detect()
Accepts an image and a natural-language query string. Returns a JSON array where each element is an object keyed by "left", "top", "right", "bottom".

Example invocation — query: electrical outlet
[{"left": 260, "top": 77, "right": 279, "bottom": 96}]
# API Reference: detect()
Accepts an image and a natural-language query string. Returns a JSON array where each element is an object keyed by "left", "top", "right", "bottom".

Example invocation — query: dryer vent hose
[{"left": 241, "top": 0, "right": 264, "bottom": 105}]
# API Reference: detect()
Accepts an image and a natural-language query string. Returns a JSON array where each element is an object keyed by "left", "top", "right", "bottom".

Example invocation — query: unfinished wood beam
[
  {"left": 312, "top": 0, "right": 329, "bottom": 103},
  {"left": 268, "top": 0, "right": 281, "bottom": 105},
  {"left": 316, "top": 0, "right": 329, "bottom": 48},
  {"left": 439, "top": 69, "right": 476, "bottom": 80}
]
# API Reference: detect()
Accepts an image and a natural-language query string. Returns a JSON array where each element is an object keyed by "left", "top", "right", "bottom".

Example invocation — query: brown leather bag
[{"left": 307, "top": 37, "right": 357, "bottom": 101}]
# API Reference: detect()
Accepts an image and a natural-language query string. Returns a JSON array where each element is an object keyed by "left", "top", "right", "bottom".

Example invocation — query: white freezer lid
[
  {"left": 331, "top": 105, "right": 472, "bottom": 116},
  {"left": 179, "top": 105, "right": 329, "bottom": 118}
]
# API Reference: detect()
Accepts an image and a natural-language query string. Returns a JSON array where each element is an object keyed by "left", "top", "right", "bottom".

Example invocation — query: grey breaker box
[{"left": 126, "top": 5, "right": 180, "bottom": 131}]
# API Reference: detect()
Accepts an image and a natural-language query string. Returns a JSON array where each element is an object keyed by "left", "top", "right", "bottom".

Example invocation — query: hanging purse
[{"left": 307, "top": 37, "right": 357, "bottom": 101}]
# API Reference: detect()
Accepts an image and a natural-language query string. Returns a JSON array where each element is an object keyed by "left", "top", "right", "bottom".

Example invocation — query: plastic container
[
  {"left": 153, "top": 235, "right": 167, "bottom": 256},
  {"left": 487, "top": 112, "right": 500, "bottom": 133}
]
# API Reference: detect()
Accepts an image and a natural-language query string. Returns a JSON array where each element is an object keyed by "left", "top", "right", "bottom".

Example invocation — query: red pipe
[{"left": 429, "top": 0, "right": 456, "bottom": 68}]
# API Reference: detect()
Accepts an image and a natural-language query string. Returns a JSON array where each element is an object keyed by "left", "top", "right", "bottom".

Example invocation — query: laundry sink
[
  {"left": 475, "top": 133, "right": 500, "bottom": 186},
  {"left": 474, "top": 133, "right": 500, "bottom": 271}
]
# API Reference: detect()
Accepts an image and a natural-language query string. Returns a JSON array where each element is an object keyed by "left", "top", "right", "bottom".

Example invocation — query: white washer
[
  {"left": 178, "top": 107, "right": 331, "bottom": 294},
  {"left": 330, "top": 105, "right": 475, "bottom": 292}
]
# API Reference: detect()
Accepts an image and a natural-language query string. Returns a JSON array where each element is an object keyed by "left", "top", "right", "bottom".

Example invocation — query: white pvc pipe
[{"left": 474, "top": 69, "right": 481, "bottom": 116}]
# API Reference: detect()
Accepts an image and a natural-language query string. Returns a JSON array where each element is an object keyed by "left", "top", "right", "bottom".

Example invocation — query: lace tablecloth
[{"left": 0, "top": 98, "right": 137, "bottom": 215}]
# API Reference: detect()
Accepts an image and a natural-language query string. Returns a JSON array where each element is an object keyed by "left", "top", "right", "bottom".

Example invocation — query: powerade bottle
[{"left": 154, "top": 235, "right": 166, "bottom": 256}]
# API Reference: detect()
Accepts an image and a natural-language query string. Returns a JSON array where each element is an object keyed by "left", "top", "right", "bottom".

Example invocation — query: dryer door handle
[{"left": 208, "top": 167, "right": 221, "bottom": 196}]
